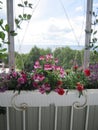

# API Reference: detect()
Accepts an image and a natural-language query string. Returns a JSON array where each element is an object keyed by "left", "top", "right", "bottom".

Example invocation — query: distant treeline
[{"left": 13, "top": 46, "right": 98, "bottom": 71}]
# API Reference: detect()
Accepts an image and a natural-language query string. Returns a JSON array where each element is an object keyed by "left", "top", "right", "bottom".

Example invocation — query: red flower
[
  {"left": 55, "top": 88, "right": 65, "bottom": 95},
  {"left": 57, "top": 80, "right": 63, "bottom": 86},
  {"left": 76, "top": 82, "right": 84, "bottom": 92},
  {"left": 73, "top": 65, "right": 78, "bottom": 70},
  {"left": 84, "top": 69, "right": 90, "bottom": 76}
]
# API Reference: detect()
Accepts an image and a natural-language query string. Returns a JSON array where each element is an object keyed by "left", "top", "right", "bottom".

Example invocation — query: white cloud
[{"left": 75, "top": 6, "right": 83, "bottom": 12}]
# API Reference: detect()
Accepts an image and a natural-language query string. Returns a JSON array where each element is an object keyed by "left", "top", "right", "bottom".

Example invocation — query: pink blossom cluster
[{"left": 32, "top": 54, "right": 65, "bottom": 95}]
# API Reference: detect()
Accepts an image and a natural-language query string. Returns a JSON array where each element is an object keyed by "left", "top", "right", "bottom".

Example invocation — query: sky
[{"left": 1, "top": 0, "right": 98, "bottom": 53}]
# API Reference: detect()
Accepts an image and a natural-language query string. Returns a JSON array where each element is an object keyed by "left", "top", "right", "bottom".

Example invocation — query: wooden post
[
  {"left": 84, "top": 0, "right": 93, "bottom": 69},
  {"left": 6, "top": 0, "right": 15, "bottom": 71}
]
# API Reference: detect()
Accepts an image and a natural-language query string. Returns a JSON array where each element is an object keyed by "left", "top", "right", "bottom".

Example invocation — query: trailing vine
[{"left": 89, "top": 9, "right": 98, "bottom": 54}]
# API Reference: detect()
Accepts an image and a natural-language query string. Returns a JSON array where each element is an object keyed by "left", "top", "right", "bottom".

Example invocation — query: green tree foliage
[
  {"left": 15, "top": 46, "right": 98, "bottom": 71},
  {"left": 54, "top": 47, "right": 83, "bottom": 69},
  {"left": 16, "top": 46, "right": 52, "bottom": 71}
]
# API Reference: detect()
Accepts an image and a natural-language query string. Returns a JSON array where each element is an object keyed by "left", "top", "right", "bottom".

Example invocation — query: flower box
[{"left": 0, "top": 89, "right": 98, "bottom": 108}]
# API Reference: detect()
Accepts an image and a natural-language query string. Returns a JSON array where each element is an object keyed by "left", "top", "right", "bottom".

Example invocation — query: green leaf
[
  {"left": 0, "top": 48, "right": 7, "bottom": 52},
  {"left": 0, "top": 1, "right": 3, "bottom": 4},
  {"left": 29, "top": 4, "right": 32, "bottom": 9},
  {"left": 93, "top": 30, "right": 97, "bottom": 35},
  {"left": 3, "top": 41, "right": 10, "bottom": 44},
  {"left": 24, "top": 1, "right": 28, "bottom": 6},
  {"left": 0, "top": 31, "right": 5, "bottom": 40},
  {"left": 5, "top": 24, "right": 9, "bottom": 32},
  {"left": 15, "top": 19, "right": 20, "bottom": 24},
  {"left": 18, "top": 4, "right": 24, "bottom": 7},
  {"left": 27, "top": 14, "right": 32, "bottom": 20},
  {"left": 23, "top": 14, "right": 27, "bottom": 18},
  {"left": 0, "top": 19, "right": 3, "bottom": 25},
  {"left": 10, "top": 31, "right": 17, "bottom": 36},
  {"left": 96, "top": 19, "right": 98, "bottom": 23},
  {"left": 19, "top": 15, "right": 22, "bottom": 19}
]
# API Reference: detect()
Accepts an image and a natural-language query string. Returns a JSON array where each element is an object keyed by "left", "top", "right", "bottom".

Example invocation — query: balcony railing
[{"left": 0, "top": 90, "right": 98, "bottom": 130}]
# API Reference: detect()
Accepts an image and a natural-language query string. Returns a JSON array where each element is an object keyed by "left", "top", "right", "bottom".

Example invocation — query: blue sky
[{"left": 0, "top": 0, "right": 98, "bottom": 53}]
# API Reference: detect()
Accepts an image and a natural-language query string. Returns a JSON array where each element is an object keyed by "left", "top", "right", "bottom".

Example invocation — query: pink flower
[
  {"left": 39, "top": 55, "right": 45, "bottom": 60},
  {"left": 18, "top": 77, "right": 25, "bottom": 84},
  {"left": 60, "top": 68, "right": 65, "bottom": 78},
  {"left": 46, "top": 54, "right": 53, "bottom": 61},
  {"left": 44, "top": 64, "right": 52, "bottom": 70},
  {"left": 21, "top": 73, "right": 27, "bottom": 83},
  {"left": 39, "top": 83, "right": 51, "bottom": 94},
  {"left": 33, "top": 82, "right": 39, "bottom": 88},
  {"left": 33, "top": 74, "right": 45, "bottom": 82},
  {"left": 34, "top": 61, "right": 41, "bottom": 69},
  {"left": 12, "top": 72, "right": 17, "bottom": 78},
  {"left": 54, "top": 58, "right": 58, "bottom": 63}
]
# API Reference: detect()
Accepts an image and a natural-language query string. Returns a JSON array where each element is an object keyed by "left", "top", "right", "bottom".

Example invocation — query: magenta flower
[
  {"left": 21, "top": 73, "right": 27, "bottom": 83},
  {"left": 44, "top": 64, "right": 53, "bottom": 70},
  {"left": 46, "top": 54, "right": 53, "bottom": 61},
  {"left": 33, "top": 82, "right": 39, "bottom": 88},
  {"left": 17, "top": 77, "right": 25, "bottom": 84},
  {"left": 54, "top": 58, "right": 58, "bottom": 63},
  {"left": 12, "top": 72, "right": 18, "bottom": 78},
  {"left": 33, "top": 74, "right": 45, "bottom": 82},
  {"left": 39, "top": 83, "right": 51, "bottom": 94},
  {"left": 34, "top": 61, "right": 41, "bottom": 69},
  {"left": 39, "top": 55, "right": 45, "bottom": 60}
]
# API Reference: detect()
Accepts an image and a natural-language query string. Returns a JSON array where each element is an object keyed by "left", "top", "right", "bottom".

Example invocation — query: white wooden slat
[
  {"left": 85, "top": 105, "right": 89, "bottom": 130},
  {"left": 38, "top": 107, "right": 41, "bottom": 130},
  {"left": 23, "top": 110, "right": 26, "bottom": 130},
  {"left": 54, "top": 106, "right": 58, "bottom": 130},
  {"left": 70, "top": 106, "right": 73, "bottom": 130},
  {"left": 6, "top": 107, "right": 10, "bottom": 130}
]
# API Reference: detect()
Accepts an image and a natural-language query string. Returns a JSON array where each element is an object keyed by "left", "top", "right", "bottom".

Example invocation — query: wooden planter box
[{"left": 0, "top": 89, "right": 98, "bottom": 107}]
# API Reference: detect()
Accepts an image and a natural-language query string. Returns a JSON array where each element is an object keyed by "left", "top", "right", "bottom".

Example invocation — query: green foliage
[
  {"left": 15, "top": 1, "right": 33, "bottom": 29},
  {"left": 89, "top": 9, "right": 98, "bottom": 53},
  {"left": 0, "top": 0, "right": 33, "bottom": 61}
]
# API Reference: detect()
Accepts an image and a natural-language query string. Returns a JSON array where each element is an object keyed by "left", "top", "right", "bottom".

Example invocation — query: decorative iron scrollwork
[
  {"left": 73, "top": 91, "right": 87, "bottom": 109},
  {"left": 11, "top": 93, "right": 28, "bottom": 111}
]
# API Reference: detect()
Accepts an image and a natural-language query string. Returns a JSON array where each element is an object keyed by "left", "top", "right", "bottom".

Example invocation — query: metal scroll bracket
[
  {"left": 11, "top": 93, "right": 28, "bottom": 111},
  {"left": 73, "top": 91, "right": 87, "bottom": 109}
]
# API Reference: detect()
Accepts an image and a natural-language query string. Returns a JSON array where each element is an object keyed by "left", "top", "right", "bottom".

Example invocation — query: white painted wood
[
  {"left": 6, "top": 0, "right": 15, "bottom": 70},
  {"left": 84, "top": 0, "right": 93, "bottom": 69},
  {"left": 54, "top": 106, "right": 58, "bottom": 130},
  {"left": 38, "top": 107, "right": 41, "bottom": 130},
  {"left": 0, "top": 90, "right": 98, "bottom": 107},
  {"left": 70, "top": 106, "right": 73, "bottom": 130},
  {"left": 6, "top": 107, "right": 10, "bottom": 130},
  {"left": 85, "top": 105, "right": 89, "bottom": 130},
  {"left": 23, "top": 111, "right": 26, "bottom": 130}
]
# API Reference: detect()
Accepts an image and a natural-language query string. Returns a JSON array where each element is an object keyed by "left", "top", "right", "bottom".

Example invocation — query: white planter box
[{"left": 0, "top": 89, "right": 98, "bottom": 107}]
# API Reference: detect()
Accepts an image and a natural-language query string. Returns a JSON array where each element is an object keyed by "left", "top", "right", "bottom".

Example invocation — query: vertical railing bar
[
  {"left": 54, "top": 106, "right": 58, "bottom": 130},
  {"left": 6, "top": 107, "right": 10, "bottom": 130},
  {"left": 38, "top": 107, "right": 41, "bottom": 130},
  {"left": 23, "top": 110, "right": 26, "bottom": 130},
  {"left": 85, "top": 105, "right": 89, "bottom": 130},
  {"left": 70, "top": 106, "right": 74, "bottom": 130}
]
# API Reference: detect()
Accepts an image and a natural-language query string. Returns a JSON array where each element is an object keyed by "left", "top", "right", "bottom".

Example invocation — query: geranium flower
[
  {"left": 33, "top": 74, "right": 45, "bottom": 82},
  {"left": 17, "top": 77, "right": 25, "bottom": 84},
  {"left": 44, "top": 64, "right": 53, "bottom": 70},
  {"left": 34, "top": 61, "right": 41, "bottom": 69},
  {"left": 76, "top": 82, "right": 84, "bottom": 92},
  {"left": 55, "top": 88, "right": 65, "bottom": 95},
  {"left": 84, "top": 69, "right": 90, "bottom": 76},
  {"left": 39, "top": 83, "right": 51, "bottom": 94}
]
